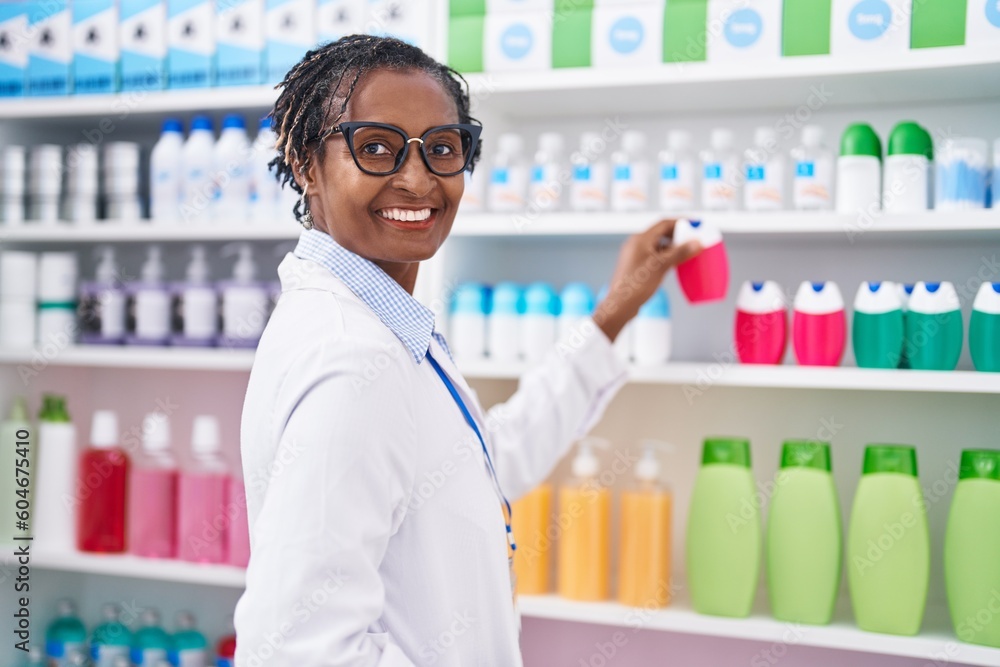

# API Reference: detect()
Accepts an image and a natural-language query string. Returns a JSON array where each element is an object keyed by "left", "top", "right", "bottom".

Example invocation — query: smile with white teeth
[{"left": 378, "top": 207, "right": 433, "bottom": 222}]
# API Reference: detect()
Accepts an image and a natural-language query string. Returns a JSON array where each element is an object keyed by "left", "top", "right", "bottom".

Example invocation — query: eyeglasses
[{"left": 328, "top": 121, "right": 482, "bottom": 177}]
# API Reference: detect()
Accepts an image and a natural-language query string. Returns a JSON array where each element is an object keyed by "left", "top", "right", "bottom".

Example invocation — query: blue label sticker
[
  {"left": 986, "top": 0, "right": 1000, "bottom": 27},
  {"left": 849, "top": 0, "right": 892, "bottom": 40},
  {"left": 660, "top": 164, "right": 678, "bottom": 180},
  {"left": 746, "top": 165, "right": 765, "bottom": 181},
  {"left": 608, "top": 16, "right": 644, "bottom": 55},
  {"left": 704, "top": 163, "right": 722, "bottom": 180},
  {"left": 491, "top": 167, "right": 508, "bottom": 184},
  {"left": 530, "top": 165, "right": 544, "bottom": 182},
  {"left": 614, "top": 164, "right": 631, "bottom": 181},
  {"left": 796, "top": 161, "right": 815, "bottom": 177},
  {"left": 573, "top": 164, "right": 591, "bottom": 181},
  {"left": 725, "top": 8, "right": 762, "bottom": 48},
  {"left": 500, "top": 23, "right": 533, "bottom": 60}
]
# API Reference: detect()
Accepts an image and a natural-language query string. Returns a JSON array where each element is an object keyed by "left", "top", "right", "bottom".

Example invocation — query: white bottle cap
[
  {"left": 186, "top": 245, "right": 210, "bottom": 283},
  {"left": 37, "top": 251, "right": 79, "bottom": 303},
  {"left": 175, "top": 611, "right": 197, "bottom": 630},
  {"left": 635, "top": 439, "right": 675, "bottom": 482},
  {"left": 571, "top": 437, "right": 609, "bottom": 479},
  {"left": 710, "top": 128, "right": 734, "bottom": 151},
  {"left": 56, "top": 598, "right": 77, "bottom": 617},
  {"left": 142, "top": 412, "right": 170, "bottom": 452},
  {"left": 667, "top": 130, "right": 691, "bottom": 151},
  {"left": 90, "top": 410, "right": 119, "bottom": 449},
  {"left": 141, "top": 608, "right": 161, "bottom": 627},
  {"left": 0, "top": 251, "right": 38, "bottom": 300},
  {"left": 580, "top": 132, "right": 602, "bottom": 153},
  {"left": 754, "top": 127, "right": 777, "bottom": 148},
  {"left": 66, "top": 144, "right": 99, "bottom": 196},
  {"left": 103, "top": 142, "right": 141, "bottom": 172},
  {"left": 802, "top": 125, "right": 825, "bottom": 148},
  {"left": 497, "top": 133, "right": 523, "bottom": 157},
  {"left": 94, "top": 246, "right": 118, "bottom": 285},
  {"left": 101, "top": 603, "right": 121, "bottom": 622},
  {"left": 232, "top": 244, "right": 256, "bottom": 283},
  {"left": 141, "top": 245, "right": 164, "bottom": 283},
  {"left": 537, "top": 132, "right": 564, "bottom": 155},
  {"left": 191, "top": 415, "right": 221, "bottom": 455},
  {"left": 621, "top": 131, "right": 646, "bottom": 155}
]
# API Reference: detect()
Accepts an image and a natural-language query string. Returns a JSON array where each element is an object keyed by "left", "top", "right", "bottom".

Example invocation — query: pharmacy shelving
[
  {"left": 2, "top": 346, "right": 997, "bottom": 393},
  {"left": 0, "top": 222, "right": 300, "bottom": 243}
]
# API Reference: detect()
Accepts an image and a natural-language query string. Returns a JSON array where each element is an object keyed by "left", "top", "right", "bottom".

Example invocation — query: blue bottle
[
  {"left": 169, "top": 612, "right": 208, "bottom": 667},
  {"left": 45, "top": 599, "right": 87, "bottom": 667},
  {"left": 91, "top": 603, "right": 132, "bottom": 667},
  {"left": 131, "top": 609, "right": 172, "bottom": 667}
]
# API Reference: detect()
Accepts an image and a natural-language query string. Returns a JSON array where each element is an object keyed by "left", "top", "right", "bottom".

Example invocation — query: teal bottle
[
  {"left": 131, "top": 609, "right": 172, "bottom": 667},
  {"left": 970, "top": 282, "right": 1000, "bottom": 372},
  {"left": 91, "top": 603, "right": 132, "bottom": 667},
  {"left": 905, "top": 282, "right": 963, "bottom": 371},
  {"left": 897, "top": 283, "right": 914, "bottom": 369},
  {"left": 853, "top": 281, "right": 904, "bottom": 369},
  {"left": 170, "top": 612, "right": 208, "bottom": 667},
  {"left": 45, "top": 599, "right": 87, "bottom": 667}
]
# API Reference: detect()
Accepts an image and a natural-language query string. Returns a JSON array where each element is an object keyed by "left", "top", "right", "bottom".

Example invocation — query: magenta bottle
[
  {"left": 129, "top": 412, "right": 178, "bottom": 559},
  {"left": 673, "top": 219, "right": 730, "bottom": 303},
  {"left": 77, "top": 410, "right": 130, "bottom": 553},
  {"left": 227, "top": 476, "right": 250, "bottom": 567},
  {"left": 793, "top": 281, "right": 847, "bottom": 366},
  {"left": 177, "top": 416, "right": 230, "bottom": 563},
  {"left": 735, "top": 280, "right": 787, "bottom": 364}
]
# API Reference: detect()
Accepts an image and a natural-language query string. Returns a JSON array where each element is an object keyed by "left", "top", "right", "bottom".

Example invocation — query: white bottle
[
  {"left": 570, "top": 132, "right": 611, "bottom": 212},
  {"left": 33, "top": 394, "right": 77, "bottom": 552},
  {"left": 249, "top": 117, "right": 280, "bottom": 224},
  {"left": 701, "top": 128, "right": 739, "bottom": 210},
  {"left": 527, "top": 132, "right": 565, "bottom": 213},
  {"left": 150, "top": 118, "right": 185, "bottom": 222},
  {"left": 64, "top": 143, "right": 99, "bottom": 223},
  {"left": 28, "top": 144, "right": 62, "bottom": 223},
  {"left": 127, "top": 245, "right": 171, "bottom": 345},
  {"left": 835, "top": 123, "right": 882, "bottom": 215},
  {"left": 487, "top": 133, "right": 529, "bottom": 213},
  {"left": 181, "top": 115, "right": 217, "bottom": 225},
  {"left": 488, "top": 282, "right": 522, "bottom": 363},
  {"left": 521, "top": 282, "right": 559, "bottom": 363},
  {"left": 172, "top": 245, "right": 218, "bottom": 346},
  {"left": 658, "top": 130, "right": 696, "bottom": 212},
  {"left": 460, "top": 169, "right": 486, "bottom": 214},
  {"left": 103, "top": 142, "right": 142, "bottom": 221},
  {"left": 632, "top": 289, "right": 671, "bottom": 365},
  {"left": 2, "top": 145, "right": 26, "bottom": 224},
  {"left": 449, "top": 283, "right": 488, "bottom": 362},
  {"left": 611, "top": 131, "right": 652, "bottom": 212},
  {"left": 743, "top": 127, "right": 785, "bottom": 211},
  {"left": 791, "top": 125, "right": 834, "bottom": 210},
  {"left": 79, "top": 247, "right": 127, "bottom": 344},
  {"left": 883, "top": 121, "right": 932, "bottom": 214},
  {"left": 215, "top": 114, "right": 251, "bottom": 223},
  {"left": 558, "top": 282, "right": 595, "bottom": 341},
  {"left": 219, "top": 243, "right": 269, "bottom": 348}
]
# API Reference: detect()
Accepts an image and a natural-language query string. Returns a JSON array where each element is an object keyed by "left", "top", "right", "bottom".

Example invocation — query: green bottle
[
  {"left": 970, "top": 282, "right": 1000, "bottom": 372},
  {"left": 853, "top": 281, "right": 904, "bottom": 369},
  {"left": 847, "top": 445, "right": 929, "bottom": 635},
  {"left": 767, "top": 441, "right": 841, "bottom": 625},
  {"left": 686, "top": 437, "right": 760, "bottom": 618},
  {"left": 905, "top": 282, "right": 963, "bottom": 371},
  {"left": 1, "top": 397, "right": 34, "bottom": 546},
  {"left": 45, "top": 599, "right": 87, "bottom": 666},
  {"left": 131, "top": 609, "right": 172, "bottom": 667},
  {"left": 170, "top": 611, "right": 208, "bottom": 667},
  {"left": 945, "top": 449, "right": 1000, "bottom": 648},
  {"left": 91, "top": 603, "right": 132, "bottom": 667}
]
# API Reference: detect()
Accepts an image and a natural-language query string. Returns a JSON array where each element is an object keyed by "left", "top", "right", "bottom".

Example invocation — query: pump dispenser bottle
[
  {"left": 219, "top": 243, "right": 268, "bottom": 348},
  {"left": 127, "top": 245, "right": 171, "bottom": 345},
  {"left": 79, "top": 246, "right": 127, "bottom": 344},
  {"left": 558, "top": 437, "right": 611, "bottom": 601},
  {"left": 172, "top": 245, "right": 218, "bottom": 347}
]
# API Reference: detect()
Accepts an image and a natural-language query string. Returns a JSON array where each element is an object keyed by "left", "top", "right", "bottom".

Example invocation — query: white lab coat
[{"left": 235, "top": 252, "right": 627, "bottom": 666}]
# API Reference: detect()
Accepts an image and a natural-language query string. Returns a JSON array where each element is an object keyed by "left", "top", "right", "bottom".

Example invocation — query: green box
[
  {"left": 448, "top": 15, "right": 485, "bottom": 73},
  {"left": 556, "top": 0, "right": 594, "bottom": 10},
  {"left": 663, "top": 0, "right": 708, "bottom": 63},
  {"left": 552, "top": 8, "right": 592, "bottom": 68},
  {"left": 911, "top": 0, "right": 967, "bottom": 48},
  {"left": 782, "top": 0, "right": 831, "bottom": 56},
  {"left": 449, "top": 0, "right": 485, "bottom": 18}
]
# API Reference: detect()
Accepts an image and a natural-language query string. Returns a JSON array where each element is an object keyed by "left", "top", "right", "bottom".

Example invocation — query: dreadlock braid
[{"left": 268, "top": 34, "right": 482, "bottom": 223}]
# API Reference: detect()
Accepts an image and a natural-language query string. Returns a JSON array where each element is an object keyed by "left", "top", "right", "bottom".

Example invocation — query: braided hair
[{"left": 269, "top": 34, "right": 482, "bottom": 223}]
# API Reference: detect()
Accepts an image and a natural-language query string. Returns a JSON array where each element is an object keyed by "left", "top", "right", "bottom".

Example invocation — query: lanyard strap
[{"left": 426, "top": 352, "right": 516, "bottom": 553}]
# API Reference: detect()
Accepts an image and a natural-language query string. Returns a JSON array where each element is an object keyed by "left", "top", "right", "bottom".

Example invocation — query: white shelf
[
  {"left": 0, "top": 345, "right": 256, "bottom": 371},
  {"left": 8, "top": 549, "right": 246, "bottom": 587},
  {"left": 0, "top": 221, "right": 300, "bottom": 243},
  {"left": 518, "top": 595, "right": 1000, "bottom": 667}
]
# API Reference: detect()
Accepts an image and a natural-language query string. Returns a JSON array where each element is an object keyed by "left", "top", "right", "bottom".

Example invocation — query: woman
[{"left": 235, "top": 34, "right": 701, "bottom": 666}]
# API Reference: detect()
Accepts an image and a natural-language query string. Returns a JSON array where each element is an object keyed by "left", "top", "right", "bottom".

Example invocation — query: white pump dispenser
[
  {"left": 570, "top": 437, "right": 610, "bottom": 480},
  {"left": 219, "top": 243, "right": 268, "bottom": 347},
  {"left": 79, "top": 246, "right": 127, "bottom": 343},
  {"left": 127, "top": 245, "right": 171, "bottom": 345},
  {"left": 172, "top": 245, "right": 218, "bottom": 346}
]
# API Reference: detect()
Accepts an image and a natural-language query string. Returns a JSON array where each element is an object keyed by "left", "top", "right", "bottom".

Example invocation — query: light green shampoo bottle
[
  {"left": 847, "top": 445, "right": 929, "bottom": 635},
  {"left": 687, "top": 437, "right": 760, "bottom": 618},
  {"left": 945, "top": 449, "right": 1000, "bottom": 648},
  {"left": 767, "top": 440, "right": 841, "bottom": 624}
]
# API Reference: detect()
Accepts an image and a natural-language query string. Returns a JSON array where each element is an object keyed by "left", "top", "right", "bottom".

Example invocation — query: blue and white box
[
  {"left": 484, "top": 11, "right": 552, "bottom": 72},
  {"left": 831, "top": 0, "right": 911, "bottom": 56},
  {"left": 120, "top": 0, "right": 167, "bottom": 91},
  {"left": 0, "top": 3, "right": 30, "bottom": 97},
  {"left": 28, "top": 0, "right": 72, "bottom": 96},
  {"left": 967, "top": 0, "right": 1000, "bottom": 47},
  {"left": 592, "top": 3, "right": 664, "bottom": 68},
  {"left": 215, "top": 0, "right": 264, "bottom": 85},
  {"left": 168, "top": 0, "right": 215, "bottom": 88},
  {"left": 317, "top": 0, "right": 362, "bottom": 44},
  {"left": 73, "top": 0, "right": 119, "bottom": 93},
  {"left": 365, "top": 0, "right": 433, "bottom": 50},
  {"left": 707, "top": 0, "right": 781, "bottom": 62},
  {"left": 265, "top": 0, "right": 316, "bottom": 83}
]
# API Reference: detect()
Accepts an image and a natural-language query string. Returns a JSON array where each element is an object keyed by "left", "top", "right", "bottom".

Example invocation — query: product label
[
  {"left": 530, "top": 165, "right": 544, "bottom": 182},
  {"left": 120, "top": 0, "right": 166, "bottom": 91},
  {"left": 746, "top": 165, "right": 765, "bottom": 180},
  {"left": 28, "top": 0, "right": 72, "bottom": 96},
  {"left": 73, "top": 0, "right": 118, "bottom": 93},
  {"left": 796, "top": 161, "right": 815, "bottom": 177},
  {"left": 0, "top": 5, "right": 29, "bottom": 97},
  {"left": 132, "top": 647, "right": 169, "bottom": 667},
  {"left": 660, "top": 164, "right": 678, "bottom": 180},
  {"left": 613, "top": 164, "right": 631, "bottom": 180},
  {"left": 174, "top": 648, "right": 208, "bottom": 667},
  {"left": 317, "top": 0, "right": 360, "bottom": 43},
  {"left": 608, "top": 16, "right": 643, "bottom": 54},
  {"left": 500, "top": 22, "right": 532, "bottom": 59},
  {"left": 491, "top": 167, "right": 509, "bottom": 184},
  {"left": 989, "top": 0, "right": 1000, "bottom": 28},
  {"left": 704, "top": 163, "right": 722, "bottom": 180},
  {"left": 793, "top": 158, "right": 833, "bottom": 208},
  {"left": 849, "top": 0, "right": 892, "bottom": 40},
  {"left": 573, "top": 164, "right": 591, "bottom": 181},
  {"left": 215, "top": 0, "right": 263, "bottom": 86},
  {"left": 93, "top": 644, "right": 130, "bottom": 667},
  {"left": 167, "top": 0, "right": 214, "bottom": 88},
  {"left": 725, "top": 8, "right": 762, "bottom": 47},
  {"left": 265, "top": 0, "right": 315, "bottom": 82},
  {"left": 658, "top": 161, "right": 694, "bottom": 210}
]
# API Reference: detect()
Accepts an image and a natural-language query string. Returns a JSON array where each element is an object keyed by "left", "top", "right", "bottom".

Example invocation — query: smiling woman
[{"left": 236, "top": 34, "right": 700, "bottom": 667}]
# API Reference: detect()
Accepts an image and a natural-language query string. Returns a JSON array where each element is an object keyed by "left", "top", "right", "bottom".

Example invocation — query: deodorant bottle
[
  {"left": 735, "top": 280, "right": 787, "bottom": 365},
  {"left": 793, "top": 281, "right": 847, "bottom": 367},
  {"left": 970, "top": 282, "right": 1000, "bottom": 372},
  {"left": 852, "top": 281, "right": 904, "bottom": 369},
  {"left": 673, "top": 219, "right": 729, "bottom": 303}
]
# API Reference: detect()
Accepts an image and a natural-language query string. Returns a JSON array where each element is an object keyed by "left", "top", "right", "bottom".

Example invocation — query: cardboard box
[
  {"left": 73, "top": 0, "right": 119, "bottom": 93},
  {"left": 448, "top": 14, "right": 485, "bottom": 72},
  {"left": 592, "top": 3, "right": 664, "bottom": 67},
  {"left": 215, "top": 0, "right": 264, "bottom": 85},
  {"left": 265, "top": 0, "right": 315, "bottom": 83},
  {"left": 28, "top": 0, "right": 72, "bottom": 96},
  {"left": 831, "top": 0, "right": 912, "bottom": 57},
  {"left": 484, "top": 11, "right": 552, "bottom": 71},
  {"left": 317, "top": 0, "right": 363, "bottom": 44},
  {"left": 0, "top": 2, "right": 30, "bottom": 97},
  {"left": 167, "top": 0, "right": 215, "bottom": 88},
  {"left": 662, "top": 0, "right": 708, "bottom": 62},
  {"left": 911, "top": 0, "right": 966, "bottom": 48},
  {"left": 120, "top": 0, "right": 167, "bottom": 91},
  {"left": 965, "top": 0, "right": 999, "bottom": 47},
  {"left": 552, "top": 7, "right": 591, "bottom": 68},
  {"left": 783, "top": 0, "right": 831, "bottom": 55},
  {"left": 365, "top": 0, "right": 433, "bottom": 51},
  {"left": 706, "top": 0, "right": 781, "bottom": 62}
]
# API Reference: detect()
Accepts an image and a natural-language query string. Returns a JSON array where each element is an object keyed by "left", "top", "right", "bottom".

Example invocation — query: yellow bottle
[
  {"left": 557, "top": 438, "right": 611, "bottom": 601},
  {"left": 511, "top": 483, "right": 553, "bottom": 595},
  {"left": 618, "top": 440, "right": 673, "bottom": 608}
]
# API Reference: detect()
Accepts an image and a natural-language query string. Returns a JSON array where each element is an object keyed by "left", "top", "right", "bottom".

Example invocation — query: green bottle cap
[
  {"left": 959, "top": 449, "right": 1000, "bottom": 482},
  {"left": 780, "top": 440, "right": 832, "bottom": 471},
  {"left": 53, "top": 397, "right": 71, "bottom": 423},
  {"left": 702, "top": 437, "right": 751, "bottom": 468},
  {"left": 8, "top": 396, "right": 29, "bottom": 422},
  {"left": 887, "top": 121, "right": 933, "bottom": 159},
  {"left": 863, "top": 444, "right": 918, "bottom": 476},
  {"left": 38, "top": 394, "right": 54, "bottom": 420},
  {"left": 840, "top": 123, "right": 882, "bottom": 160}
]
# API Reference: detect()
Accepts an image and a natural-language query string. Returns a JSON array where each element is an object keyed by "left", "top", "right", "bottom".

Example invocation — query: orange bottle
[
  {"left": 618, "top": 440, "right": 674, "bottom": 608},
  {"left": 511, "top": 483, "right": 553, "bottom": 595},
  {"left": 557, "top": 438, "right": 611, "bottom": 601}
]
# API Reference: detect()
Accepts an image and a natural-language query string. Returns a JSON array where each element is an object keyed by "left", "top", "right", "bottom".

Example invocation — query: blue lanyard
[{"left": 426, "top": 352, "right": 516, "bottom": 553}]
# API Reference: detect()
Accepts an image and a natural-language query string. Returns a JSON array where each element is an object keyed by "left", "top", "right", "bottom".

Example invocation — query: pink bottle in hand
[
  {"left": 735, "top": 280, "right": 787, "bottom": 364},
  {"left": 129, "top": 412, "right": 178, "bottom": 559},
  {"left": 793, "top": 281, "right": 847, "bottom": 366},
  {"left": 673, "top": 219, "right": 729, "bottom": 303},
  {"left": 177, "top": 416, "right": 230, "bottom": 563}
]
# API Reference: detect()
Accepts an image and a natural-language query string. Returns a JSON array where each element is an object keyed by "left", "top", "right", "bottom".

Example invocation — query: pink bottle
[
  {"left": 673, "top": 219, "right": 729, "bottom": 303},
  {"left": 793, "top": 281, "right": 847, "bottom": 366},
  {"left": 227, "top": 476, "right": 250, "bottom": 567},
  {"left": 77, "top": 410, "right": 130, "bottom": 553},
  {"left": 129, "top": 412, "right": 178, "bottom": 559},
  {"left": 735, "top": 280, "right": 788, "bottom": 364},
  {"left": 177, "top": 416, "right": 229, "bottom": 563}
]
